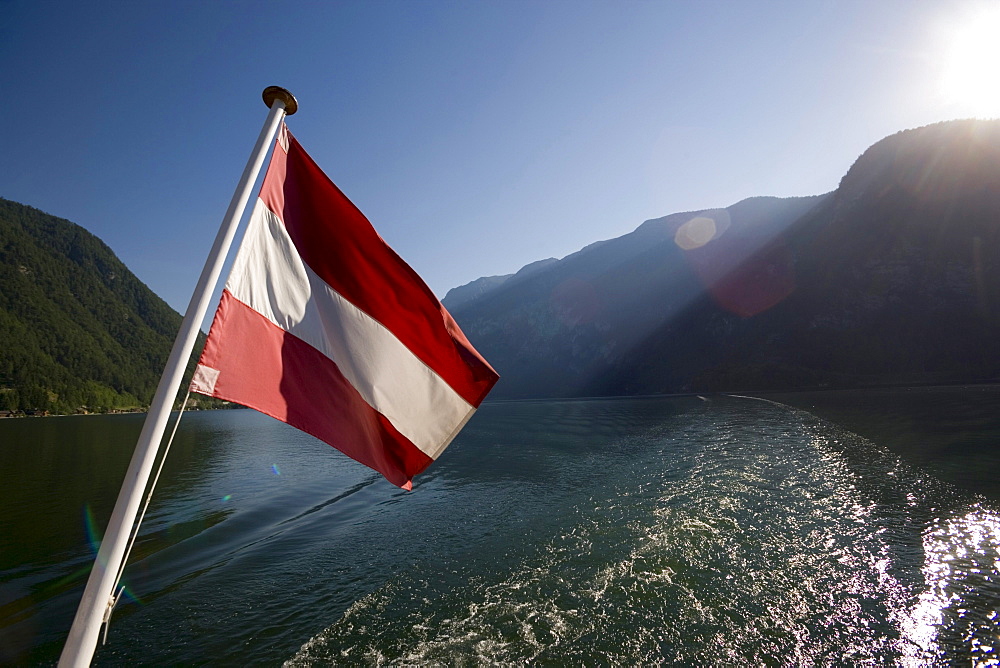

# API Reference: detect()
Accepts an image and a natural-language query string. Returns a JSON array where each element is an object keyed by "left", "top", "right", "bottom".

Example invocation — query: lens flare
[
  {"left": 83, "top": 503, "right": 102, "bottom": 557},
  {"left": 674, "top": 210, "right": 731, "bottom": 251},
  {"left": 82, "top": 504, "right": 143, "bottom": 605},
  {"left": 674, "top": 216, "right": 717, "bottom": 250}
]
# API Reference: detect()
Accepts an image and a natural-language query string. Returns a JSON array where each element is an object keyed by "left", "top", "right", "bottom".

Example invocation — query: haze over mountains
[
  {"left": 2, "top": 119, "right": 999, "bottom": 411},
  {"left": 445, "top": 119, "right": 1000, "bottom": 398}
]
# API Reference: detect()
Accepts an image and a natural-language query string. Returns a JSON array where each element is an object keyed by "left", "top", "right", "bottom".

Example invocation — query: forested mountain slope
[{"left": 0, "top": 198, "right": 184, "bottom": 413}]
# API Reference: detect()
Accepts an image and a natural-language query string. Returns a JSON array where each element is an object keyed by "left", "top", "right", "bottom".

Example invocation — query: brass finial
[{"left": 262, "top": 86, "right": 298, "bottom": 115}]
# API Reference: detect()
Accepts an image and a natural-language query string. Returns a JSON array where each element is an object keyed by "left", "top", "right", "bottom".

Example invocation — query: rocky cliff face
[{"left": 449, "top": 120, "right": 1000, "bottom": 398}]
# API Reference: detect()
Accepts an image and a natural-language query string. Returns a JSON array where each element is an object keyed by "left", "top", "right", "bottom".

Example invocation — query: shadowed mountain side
[
  {"left": 450, "top": 119, "right": 1000, "bottom": 398},
  {"left": 449, "top": 195, "right": 824, "bottom": 398},
  {"left": 441, "top": 274, "right": 513, "bottom": 311},
  {"left": 442, "top": 258, "right": 561, "bottom": 311}
]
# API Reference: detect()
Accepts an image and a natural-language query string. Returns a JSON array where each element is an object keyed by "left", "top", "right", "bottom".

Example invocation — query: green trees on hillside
[{"left": 0, "top": 198, "right": 189, "bottom": 414}]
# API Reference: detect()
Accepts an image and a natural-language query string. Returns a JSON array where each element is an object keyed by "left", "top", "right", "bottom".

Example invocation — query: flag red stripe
[
  {"left": 224, "top": 199, "right": 480, "bottom": 458},
  {"left": 259, "top": 133, "right": 498, "bottom": 408},
  {"left": 198, "top": 290, "right": 433, "bottom": 488}
]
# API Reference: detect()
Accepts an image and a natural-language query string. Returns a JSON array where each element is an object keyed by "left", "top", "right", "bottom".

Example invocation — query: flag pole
[{"left": 59, "top": 86, "right": 298, "bottom": 668}]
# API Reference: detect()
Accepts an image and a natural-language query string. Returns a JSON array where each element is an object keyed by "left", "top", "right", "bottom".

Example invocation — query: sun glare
[{"left": 939, "top": 4, "right": 1000, "bottom": 118}]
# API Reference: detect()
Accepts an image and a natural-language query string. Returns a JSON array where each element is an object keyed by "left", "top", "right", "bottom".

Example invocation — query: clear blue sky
[{"left": 2, "top": 0, "right": 997, "bottom": 314}]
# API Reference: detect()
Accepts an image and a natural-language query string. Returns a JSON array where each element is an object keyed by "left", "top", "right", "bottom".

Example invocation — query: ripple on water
[{"left": 286, "top": 398, "right": 1000, "bottom": 665}]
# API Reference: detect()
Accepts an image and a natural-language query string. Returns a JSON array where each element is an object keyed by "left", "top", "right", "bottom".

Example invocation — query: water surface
[{"left": 1, "top": 391, "right": 998, "bottom": 664}]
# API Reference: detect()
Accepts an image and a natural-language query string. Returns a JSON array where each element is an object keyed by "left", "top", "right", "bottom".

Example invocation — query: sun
[{"left": 939, "top": 4, "right": 1000, "bottom": 118}]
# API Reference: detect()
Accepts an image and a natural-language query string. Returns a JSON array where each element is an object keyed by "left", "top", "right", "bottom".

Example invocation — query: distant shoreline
[
  {"left": 8, "top": 380, "right": 999, "bottom": 418},
  {"left": 0, "top": 405, "right": 245, "bottom": 419},
  {"left": 470, "top": 380, "right": 1000, "bottom": 405}
]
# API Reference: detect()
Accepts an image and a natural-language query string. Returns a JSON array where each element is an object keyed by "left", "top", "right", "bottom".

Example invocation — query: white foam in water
[
  {"left": 7, "top": 395, "right": 998, "bottom": 664},
  {"left": 285, "top": 397, "right": 1000, "bottom": 665}
]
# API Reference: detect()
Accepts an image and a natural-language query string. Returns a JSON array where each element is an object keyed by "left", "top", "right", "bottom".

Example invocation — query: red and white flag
[{"left": 190, "top": 124, "right": 499, "bottom": 489}]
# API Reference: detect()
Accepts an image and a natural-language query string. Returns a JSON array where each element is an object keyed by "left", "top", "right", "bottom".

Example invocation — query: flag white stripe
[{"left": 225, "top": 199, "right": 474, "bottom": 459}]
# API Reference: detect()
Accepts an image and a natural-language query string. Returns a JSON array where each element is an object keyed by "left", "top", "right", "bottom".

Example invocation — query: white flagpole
[{"left": 59, "top": 86, "right": 298, "bottom": 668}]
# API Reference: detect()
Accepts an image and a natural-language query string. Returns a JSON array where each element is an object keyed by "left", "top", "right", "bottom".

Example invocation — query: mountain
[
  {"left": 442, "top": 258, "right": 562, "bottom": 310},
  {"left": 0, "top": 198, "right": 187, "bottom": 413},
  {"left": 7, "top": 119, "right": 998, "bottom": 410},
  {"left": 449, "top": 119, "right": 1000, "bottom": 398},
  {"left": 442, "top": 274, "right": 513, "bottom": 310}
]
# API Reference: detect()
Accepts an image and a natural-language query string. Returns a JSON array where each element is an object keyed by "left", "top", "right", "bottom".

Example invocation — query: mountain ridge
[
  {"left": 448, "top": 119, "right": 1000, "bottom": 398},
  {"left": 4, "top": 119, "right": 998, "bottom": 410}
]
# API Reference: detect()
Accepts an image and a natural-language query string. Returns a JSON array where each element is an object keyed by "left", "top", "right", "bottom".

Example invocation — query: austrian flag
[{"left": 191, "top": 124, "right": 499, "bottom": 489}]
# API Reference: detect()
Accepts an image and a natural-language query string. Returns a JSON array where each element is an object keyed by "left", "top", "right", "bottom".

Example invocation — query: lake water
[{"left": 1, "top": 388, "right": 998, "bottom": 665}]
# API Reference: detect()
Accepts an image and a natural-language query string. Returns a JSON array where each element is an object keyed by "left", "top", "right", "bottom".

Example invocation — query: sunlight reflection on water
[
  {"left": 902, "top": 505, "right": 1000, "bottom": 666},
  {"left": 5, "top": 396, "right": 1000, "bottom": 665},
  {"left": 285, "top": 398, "right": 1000, "bottom": 666}
]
